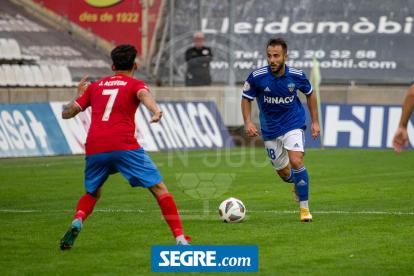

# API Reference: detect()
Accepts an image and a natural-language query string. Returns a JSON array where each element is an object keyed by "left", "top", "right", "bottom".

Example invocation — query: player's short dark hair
[
  {"left": 266, "top": 38, "right": 287, "bottom": 53},
  {"left": 110, "top": 44, "right": 137, "bottom": 71}
]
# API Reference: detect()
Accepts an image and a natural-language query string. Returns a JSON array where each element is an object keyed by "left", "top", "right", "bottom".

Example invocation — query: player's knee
[
  {"left": 149, "top": 182, "right": 169, "bottom": 198},
  {"left": 276, "top": 170, "right": 290, "bottom": 179},
  {"left": 87, "top": 188, "right": 101, "bottom": 200},
  {"left": 290, "top": 158, "right": 304, "bottom": 169}
]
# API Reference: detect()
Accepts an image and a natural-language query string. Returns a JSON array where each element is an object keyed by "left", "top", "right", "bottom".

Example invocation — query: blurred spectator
[{"left": 185, "top": 32, "right": 213, "bottom": 86}]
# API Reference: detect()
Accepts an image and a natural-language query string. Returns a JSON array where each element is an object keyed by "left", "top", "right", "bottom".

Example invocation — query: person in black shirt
[{"left": 185, "top": 32, "right": 213, "bottom": 86}]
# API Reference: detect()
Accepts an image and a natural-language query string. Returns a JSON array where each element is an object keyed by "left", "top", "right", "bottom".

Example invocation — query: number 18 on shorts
[{"left": 265, "top": 129, "right": 305, "bottom": 170}]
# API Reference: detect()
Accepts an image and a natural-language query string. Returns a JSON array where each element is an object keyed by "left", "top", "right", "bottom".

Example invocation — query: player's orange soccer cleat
[
  {"left": 292, "top": 184, "right": 299, "bottom": 203},
  {"left": 300, "top": 208, "right": 312, "bottom": 222}
]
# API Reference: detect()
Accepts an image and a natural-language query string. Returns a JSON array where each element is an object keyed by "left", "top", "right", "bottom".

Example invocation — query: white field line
[
  {"left": 1, "top": 209, "right": 413, "bottom": 215},
  {"left": 319, "top": 170, "right": 414, "bottom": 182},
  {"left": 0, "top": 160, "right": 85, "bottom": 169},
  {"left": 150, "top": 148, "right": 322, "bottom": 159},
  {"left": 0, "top": 148, "right": 323, "bottom": 168}
]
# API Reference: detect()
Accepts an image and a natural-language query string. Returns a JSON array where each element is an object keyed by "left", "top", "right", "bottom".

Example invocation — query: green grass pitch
[{"left": 0, "top": 148, "right": 413, "bottom": 275}]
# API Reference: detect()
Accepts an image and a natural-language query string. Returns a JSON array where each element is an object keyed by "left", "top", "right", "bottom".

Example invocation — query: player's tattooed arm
[
  {"left": 62, "top": 75, "right": 89, "bottom": 119},
  {"left": 62, "top": 101, "right": 81, "bottom": 119}
]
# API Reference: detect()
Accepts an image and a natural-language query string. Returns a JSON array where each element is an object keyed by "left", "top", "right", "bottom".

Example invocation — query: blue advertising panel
[
  {"left": 0, "top": 103, "right": 71, "bottom": 158},
  {"left": 1, "top": 101, "right": 235, "bottom": 158},
  {"left": 1, "top": 101, "right": 409, "bottom": 158},
  {"left": 142, "top": 101, "right": 236, "bottom": 151},
  {"left": 303, "top": 103, "right": 414, "bottom": 149}
]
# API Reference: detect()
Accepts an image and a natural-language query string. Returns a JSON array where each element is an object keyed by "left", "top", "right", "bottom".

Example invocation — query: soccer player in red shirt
[{"left": 60, "top": 44, "right": 190, "bottom": 249}]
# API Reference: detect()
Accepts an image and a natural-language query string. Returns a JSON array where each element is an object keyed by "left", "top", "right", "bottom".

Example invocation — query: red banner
[
  {"left": 147, "top": 0, "right": 163, "bottom": 44},
  {"left": 32, "top": 0, "right": 144, "bottom": 55}
]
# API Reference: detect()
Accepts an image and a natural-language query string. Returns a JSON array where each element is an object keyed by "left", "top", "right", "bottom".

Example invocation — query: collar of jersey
[{"left": 268, "top": 64, "right": 289, "bottom": 80}]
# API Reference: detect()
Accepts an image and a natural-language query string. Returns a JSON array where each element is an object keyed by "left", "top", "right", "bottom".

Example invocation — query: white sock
[
  {"left": 176, "top": 235, "right": 188, "bottom": 245},
  {"left": 72, "top": 218, "right": 83, "bottom": 230},
  {"left": 300, "top": 200, "right": 309, "bottom": 210}
]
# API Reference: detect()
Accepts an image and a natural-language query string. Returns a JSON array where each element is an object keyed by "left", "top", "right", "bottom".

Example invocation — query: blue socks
[
  {"left": 282, "top": 166, "right": 309, "bottom": 203},
  {"left": 282, "top": 167, "right": 294, "bottom": 183},
  {"left": 292, "top": 166, "right": 309, "bottom": 201}
]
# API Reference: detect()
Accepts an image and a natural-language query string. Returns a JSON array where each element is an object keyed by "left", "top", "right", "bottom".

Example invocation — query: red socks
[
  {"left": 73, "top": 193, "right": 185, "bottom": 239},
  {"left": 74, "top": 193, "right": 97, "bottom": 222},
  {"left": 157, "top": 193, "right": 184, "bottom": 238}
]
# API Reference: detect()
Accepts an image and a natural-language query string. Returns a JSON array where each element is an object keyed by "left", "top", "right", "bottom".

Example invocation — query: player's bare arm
[
  {"left": 393, "top": 83, "right": 414, "bottom": 153},
  {"left": 62, "top": 102, "right": 81, "bottom": 119},
  {"left": 138, "top": 89, "right": 163, "bottom": 123},
  {"left": 241, "top": 98, "right": 258, "bottom": 137},
  {"left": 62, "top": 75, "right": 90, "bottom": 119},
  {"left": 306, "top": 92, "right": 320, "bottom": 140}
]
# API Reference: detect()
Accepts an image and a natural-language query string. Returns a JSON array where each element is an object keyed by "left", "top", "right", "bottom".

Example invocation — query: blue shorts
[{"left": 84, "top": 148, "right": 163, "bottom": 193}]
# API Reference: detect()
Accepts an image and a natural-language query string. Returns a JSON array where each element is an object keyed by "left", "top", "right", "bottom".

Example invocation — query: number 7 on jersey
[{"left": 102, "top": 89, "right": 119, "bottom": 121}]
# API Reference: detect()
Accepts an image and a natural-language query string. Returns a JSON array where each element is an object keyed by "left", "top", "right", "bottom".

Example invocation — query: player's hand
[
  {"left": 392, "top": 127, "right": 409, "bottom": 154},
  {"left": 77, "top": 75, "right": 90, "bottom": 96},
  {"left": 311, "top": 122, "right": 320, "bottom": 140},
  {"left": 246, "top": 122, "right": 259, "bottom": 137},
  {"left": 149, "top": 110, "right": 163, "bottom": 123}
]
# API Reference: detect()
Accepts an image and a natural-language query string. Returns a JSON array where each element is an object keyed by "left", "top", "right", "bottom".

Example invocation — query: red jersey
[{"left": 75, "top": 74, "right": 149, "bottom": 156}]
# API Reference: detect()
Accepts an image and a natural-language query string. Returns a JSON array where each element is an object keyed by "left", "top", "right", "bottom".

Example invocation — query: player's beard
[{"left": 269, "top": 58, "right": 285, "bottom": 75}]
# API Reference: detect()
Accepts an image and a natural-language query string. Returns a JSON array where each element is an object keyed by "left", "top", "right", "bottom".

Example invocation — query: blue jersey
[{"left": 242, "top": 65, "right": 313, "bottom": 141}]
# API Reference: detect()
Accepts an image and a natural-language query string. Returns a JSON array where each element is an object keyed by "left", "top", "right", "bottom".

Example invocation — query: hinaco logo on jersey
[
  {"left": 264, "top": 96, "right": 294, "bottom": 104},
  {"left": 85, "top": 0, "right": 124, "bottom": 8},
  {"left": 288, "top": 83, "right": 295, "bottom": 92}
]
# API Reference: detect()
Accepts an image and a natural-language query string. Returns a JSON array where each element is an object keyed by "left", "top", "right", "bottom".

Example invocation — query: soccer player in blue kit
[{"left": 241, "top": 38, "right": 320, "bottom": 222}]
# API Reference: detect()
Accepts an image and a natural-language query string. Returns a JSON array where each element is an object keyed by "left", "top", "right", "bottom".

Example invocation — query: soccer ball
[{"left": 218, "top": 197, "right": 246, "bottom": 223}]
